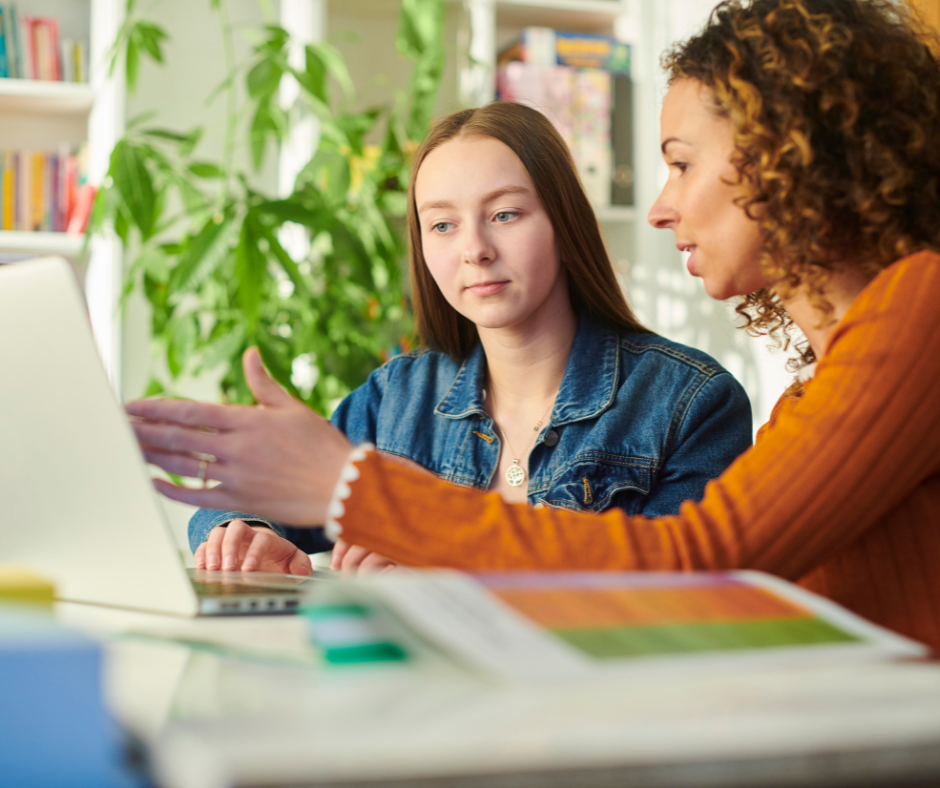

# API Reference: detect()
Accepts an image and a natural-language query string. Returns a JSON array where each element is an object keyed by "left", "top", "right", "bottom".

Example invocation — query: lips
[
  {"left": 676, "top": 243, "right": 698, "bottom": 275},
  {"left": 466, "top": 280, "right": 509, "bottom": 296}
]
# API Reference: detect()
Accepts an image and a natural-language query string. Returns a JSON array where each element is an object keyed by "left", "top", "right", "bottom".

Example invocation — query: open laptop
[{"left": 0, "top": 257, "right": 331, "bottom": 616}]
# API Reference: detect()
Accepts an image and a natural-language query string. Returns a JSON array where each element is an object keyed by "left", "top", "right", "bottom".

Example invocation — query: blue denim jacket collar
[{"left": 433, "top": 314, "right": 620, "bottom": 426}]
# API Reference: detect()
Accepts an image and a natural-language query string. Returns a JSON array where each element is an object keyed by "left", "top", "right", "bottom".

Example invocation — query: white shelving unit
[
  {"left": 0, "top": 78, "right": 96, "bottom": 112},
  {"left": 0, "top": 0, "right": 126, "bottom": 384},
  {"left": 0, "top": 229, "right": 85, "bottom": 259}
]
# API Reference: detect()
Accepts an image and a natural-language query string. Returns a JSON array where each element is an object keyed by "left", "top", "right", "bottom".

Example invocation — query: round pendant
[{"left": 505, "top": 462, "right": 526, "bottom": 487}]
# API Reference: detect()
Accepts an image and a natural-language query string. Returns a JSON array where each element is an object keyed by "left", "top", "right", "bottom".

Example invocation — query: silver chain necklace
[{"left": 495, "top": 401, "right": 555, "bottom": 488}]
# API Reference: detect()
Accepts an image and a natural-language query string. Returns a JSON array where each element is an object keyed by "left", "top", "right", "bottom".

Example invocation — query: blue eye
[
  {"left": 431, "top": 222, "right": 452, "bottom": 233},
  {"left": 495, "top": 211, "right": 517, "bottom": 222}
]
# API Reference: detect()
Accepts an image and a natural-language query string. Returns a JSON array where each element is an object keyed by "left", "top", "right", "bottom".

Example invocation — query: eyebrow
[
  {"left": 417, "top": 185, "right": 531, "bottom": 214},
  {"left": 661, "top": 137, "right": 688, "bottom": 154}
]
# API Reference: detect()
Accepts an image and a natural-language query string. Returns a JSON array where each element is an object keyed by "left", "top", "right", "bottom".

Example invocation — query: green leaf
[
  {"left": 126, "top": 37, "right": 140, "bottom": 92},
  {"left": 255, "top": 198, "right": 315, "bottom": 226},
  {"left": 169, "top": 210, "right": 236, "bottom": 293},
  {"left": 141, "top": 128, "right": 190, "bottom": 143},
  {"left": 249, "top": 104, "right": 271, "bottom": 172},
  {"left": 337, "top": 109, "right": 381, "bottom": 156},
  {"left": 168, "top": 173, "right": 209, "bottom": 213},
  {"left": 110, "top": 140, "right": 156, "bottom": 238},
  {"left": 234, "top": 217, "right": 266, "bottom": 331},
  {"left": 200, "top": 324, "right": 245, "bottom": 372},
  {"left": 261, "top": 225, "right": 312, "bottom": 300},
  {"left": 307, "top": 41, "right": 354, "bottom": 99},
  {"left": 249, "top": 101, "right": 286, "bottom": 171},
  {"left": 397, "top": 0, "right": 446, "bottom": 141},
  {"left": 247, "top": 57, "right": 282, "bottom": 100},
  {"left": 188, "top": 162, "right": 226, "bottom": 179},
  {"left": 405, "top": 48, "right": 444, "bottom": 141},
  {"left": 135, "top": 21, "right": 168, "bottom": 62},
  {"left": 127, "top": 110, "right": 158, "bottom": 129},
  {"left": 300, "top": 46, "right": 327, "bottom": 103},
  {"left": 380, "top": 190, "right": 408, "bottom": 217},
  {"left": 397, "top": 0, "right": 445, "bottom": 59},
  {"left": 179, "top": 127, "right": 204, "bottom": 157},
  {"left": 143, "top": 377, "right": 165, "bottom": 397},
  {"left": 259, "top": 25, "right": 290, "bottom": 54}
]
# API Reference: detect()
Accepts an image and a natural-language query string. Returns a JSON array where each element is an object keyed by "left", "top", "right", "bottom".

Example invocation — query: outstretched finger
[
  {"left": 126, "top": 398, "right": 239, "bottom": 431},
  {"left": 194, "top": 542, "right": 207, "bottom": 570},
  {"left": 133, "top": 420, "right": 225, "bottom": 459},
  {"left": 243, "top": 347, "right": 296, "bottom": 409}
]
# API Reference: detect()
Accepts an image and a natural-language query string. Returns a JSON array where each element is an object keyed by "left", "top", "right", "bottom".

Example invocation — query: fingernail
[
  {"left": 242, "top": 560, "right": 256, "bottom": 571},
  {"left": 207, "top": 559, "right": 219, "bottom": 569},
  {"left": 222, "top": 560, "right": 235, "bottom": 570}
]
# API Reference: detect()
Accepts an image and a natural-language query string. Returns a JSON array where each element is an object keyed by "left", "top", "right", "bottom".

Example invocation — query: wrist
[{"left": 324, "top": 443, "right": 375, "bottom": 542}]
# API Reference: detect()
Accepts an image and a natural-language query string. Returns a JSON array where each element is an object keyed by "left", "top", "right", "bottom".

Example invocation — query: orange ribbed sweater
[{"left": 338, "top": 251, "right": 940, "bottom": 650}]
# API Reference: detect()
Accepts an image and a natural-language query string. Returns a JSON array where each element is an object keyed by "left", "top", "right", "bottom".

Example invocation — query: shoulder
[
  {"left": 853, "top": 250, "right": 940, "bottom": 313},
  {"left": 351, "top": 347, "right": 464, "bottom": 403},
  {"left": 832, "top": 250, "right": 940, "bottom": 349},
  {"left": 609, "top": 330, "right": 750, "bottom": 438},
  {"left": 375, "top": 347, "right": 460, "bottom": 382},
  {"left": 616, "top": 331, "right": 734, "bottom": 381}
]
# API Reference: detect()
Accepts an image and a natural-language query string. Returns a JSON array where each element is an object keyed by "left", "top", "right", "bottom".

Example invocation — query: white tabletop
[{"left": 58, "top": 601, "right": 940, "bottom": 788}]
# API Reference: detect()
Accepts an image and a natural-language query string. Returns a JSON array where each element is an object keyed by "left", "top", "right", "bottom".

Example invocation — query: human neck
[
  {"left": 779, "top": 266, "right": 871, "bottom": 359},
  {"left": 480, "top": 303, "right": 577, "bottom": 414}
]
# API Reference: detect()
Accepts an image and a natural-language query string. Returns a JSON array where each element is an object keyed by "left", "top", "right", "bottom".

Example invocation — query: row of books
[
  {"left": 0, "top": 5, "right": 88, "bottom": 82},
  {"left": 0, "top": 145, "right": 96, "bottom": 234},
  {"left": 497, "top": 27, "right": 633, "bottom": 208}
]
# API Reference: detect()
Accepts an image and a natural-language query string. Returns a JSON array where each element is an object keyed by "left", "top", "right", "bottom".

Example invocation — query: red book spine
[{"left": 46, "top": 18, "right": 61, "bottom": 81}]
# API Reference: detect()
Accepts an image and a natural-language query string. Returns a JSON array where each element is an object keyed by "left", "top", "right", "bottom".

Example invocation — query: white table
[{"left": 58, "top": 602, "right": 940, "bottom": 788}]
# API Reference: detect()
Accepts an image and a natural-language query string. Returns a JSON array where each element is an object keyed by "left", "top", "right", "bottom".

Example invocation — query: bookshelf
[{"left": 0, "top": 0, "right": 126, "bottom": 383}]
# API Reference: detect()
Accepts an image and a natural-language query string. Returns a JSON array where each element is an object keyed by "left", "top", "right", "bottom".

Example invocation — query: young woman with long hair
[
  {"left": 178, "top": 102, "right": 751, "bottom": 575},
  {"left": 128, "top": 0, "right": 940, "bottom": 648}
]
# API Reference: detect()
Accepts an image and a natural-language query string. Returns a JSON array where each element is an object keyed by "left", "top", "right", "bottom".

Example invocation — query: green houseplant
[{"left": 93, "top": 0, "right": 446, "bottom": 415}]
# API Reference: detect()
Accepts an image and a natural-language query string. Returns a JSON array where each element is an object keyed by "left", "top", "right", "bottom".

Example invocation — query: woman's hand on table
[
  {"left": 195, "top": 519, "right": 313, "bottom": 575},
  {"left": 125, "top": 347, "right": 355, "bottom": 527},
  {"left": 330, "top": 538, "right": 397, "bottom": 575}
]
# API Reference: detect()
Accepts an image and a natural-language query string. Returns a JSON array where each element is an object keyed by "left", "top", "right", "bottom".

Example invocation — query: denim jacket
[{"left": 188, "top": 314, "right": 752, "bottom": 554}]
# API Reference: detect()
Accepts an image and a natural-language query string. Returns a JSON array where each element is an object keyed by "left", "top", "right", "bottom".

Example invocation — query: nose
[
  {"left": 462, "top": 221, "right": 496, "bottom": 266},
  {"left": 648, "top": 188, "right": 678, "bottom": 230}
]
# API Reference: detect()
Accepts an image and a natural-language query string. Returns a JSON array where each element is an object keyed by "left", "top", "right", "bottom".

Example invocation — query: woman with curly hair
[{"left": 129, "top": 0, "right": 940, "bottom": 648}]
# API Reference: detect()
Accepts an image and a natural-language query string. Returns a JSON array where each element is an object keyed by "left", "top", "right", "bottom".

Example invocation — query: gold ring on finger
[{"left": 197, "top": 458, "right": 209, "bottom": 487}]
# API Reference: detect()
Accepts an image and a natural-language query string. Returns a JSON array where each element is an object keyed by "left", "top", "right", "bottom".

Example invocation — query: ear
[{"left": 243, "top": 347, "right": 294, "bottom": 408}]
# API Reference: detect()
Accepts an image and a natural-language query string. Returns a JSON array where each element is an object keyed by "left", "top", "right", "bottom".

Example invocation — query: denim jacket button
[{"left": 543, "top": 429, "right": 559, "bottom": 447}]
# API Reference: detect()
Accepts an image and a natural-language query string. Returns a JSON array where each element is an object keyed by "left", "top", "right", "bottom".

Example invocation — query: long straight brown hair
[{"left": 408, "top": 102, "right": 650, "bottom": 358}]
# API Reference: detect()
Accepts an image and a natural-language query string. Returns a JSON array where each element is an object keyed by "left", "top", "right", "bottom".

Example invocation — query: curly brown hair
[{"left": 663, "top": 0, "right": 940, "bottom": 362}]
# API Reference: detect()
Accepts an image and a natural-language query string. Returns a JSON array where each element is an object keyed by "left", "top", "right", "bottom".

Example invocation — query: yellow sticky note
[{"left": 0, "top": 566, "right": 56, "bottom": 604}]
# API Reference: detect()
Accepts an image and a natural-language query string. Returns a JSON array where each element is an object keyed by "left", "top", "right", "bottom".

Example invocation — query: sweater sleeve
[{"left": 334, "top": 252, "right": 940, "bottom": 578}]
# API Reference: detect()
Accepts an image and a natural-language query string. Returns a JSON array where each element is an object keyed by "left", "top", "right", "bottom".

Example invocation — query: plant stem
[{"left": 216, "top": 0, "right": 238, "bottom": 205}]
